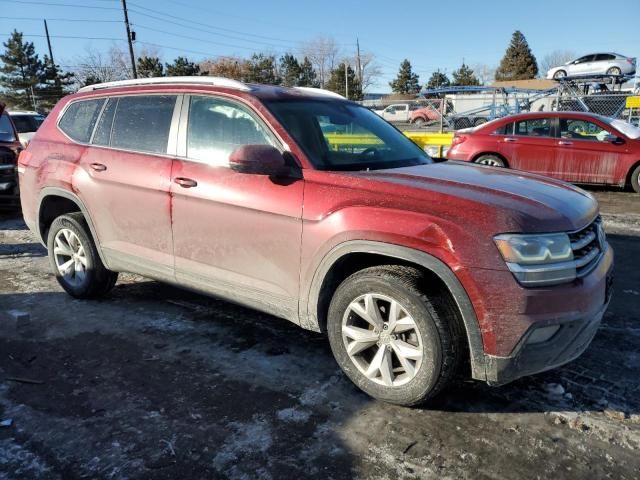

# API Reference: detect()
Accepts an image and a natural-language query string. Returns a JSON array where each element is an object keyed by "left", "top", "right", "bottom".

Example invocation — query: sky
[{"left": 1, "top": 0, "right": 639, "bottom": 92}]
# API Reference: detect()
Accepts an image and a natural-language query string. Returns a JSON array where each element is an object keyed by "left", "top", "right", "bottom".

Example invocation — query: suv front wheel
[
  {"left": 47, "top": 213, "right": 118, "bottom": 298},
  {"left": 327, "top": 266, "right": 460, "bottom": 406}
]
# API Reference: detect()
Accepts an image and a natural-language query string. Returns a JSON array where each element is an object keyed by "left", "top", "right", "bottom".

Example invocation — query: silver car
[{"left": 546, "top": 53, "right": 636, "bottom": 79}]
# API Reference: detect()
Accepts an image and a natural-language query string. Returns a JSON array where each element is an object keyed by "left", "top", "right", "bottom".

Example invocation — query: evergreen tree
[
  {"left": 326, "top": 62, "right": 362, "bottom": 100},
  {"left": 165, "top": 56, "right": 200, "bottom": 76},
  {"left": 38, "top": 55, "right": 74, "bottom": 110},
  {"left": 244, "top": 54, "right": 279, "bottom": 85},
  {"left": 0, "top": 30, "right": 43, "bottom": 109},
  {"left": 389, "top": 59, "right": 420, "bottom": 94},
  {"left": 451, "top": 63, "right": 480, "bottom": 86},
  {"left": 279, "top": 53, "right": 302, "bottom": 87},
  {"left": 137, "top": 56, "right": 164, "bottom": 78},
  {"left": 426, "top": 70, "right": 450, "bottom": 89},
  {"left": 298, "top": 57, "right": 318, "bottom": 87},
  {"left": 494, "top": 31, "right": 538, "bottom": 81}
]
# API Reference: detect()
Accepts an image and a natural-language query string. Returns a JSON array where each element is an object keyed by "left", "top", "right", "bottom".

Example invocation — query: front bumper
[{"left": 483, "top": 245, "right": 614, "bottom": 385}]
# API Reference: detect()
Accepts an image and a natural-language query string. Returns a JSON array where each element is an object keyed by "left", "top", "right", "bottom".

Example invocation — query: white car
[
  {"left": 8, "top": 111, "right": 45, "bottom": 147},
  {"left": 546, "top": 53, "right": 636, "bottom": 80}
]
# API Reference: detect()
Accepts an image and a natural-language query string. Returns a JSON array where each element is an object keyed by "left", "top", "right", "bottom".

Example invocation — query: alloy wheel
[
  {"left": 478, "top": 157, "right": 503, "bottom": 167},
  {"left": 341, "top": 293, "right": 423, "bottom": 387},
  {"left": 53, "top": 228, "right": 88, "bottom": 287}
]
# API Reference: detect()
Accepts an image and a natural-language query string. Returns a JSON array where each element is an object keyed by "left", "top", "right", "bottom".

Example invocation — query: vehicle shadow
[{"left": 0, "top": 242, "right": 46, "bottom": 258}]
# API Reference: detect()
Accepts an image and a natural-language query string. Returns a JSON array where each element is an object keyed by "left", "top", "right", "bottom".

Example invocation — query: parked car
[
  {"left": 0, "top": 107, "right": 22, "bottom": 205},
  {"left": 409, "top": 100, "right": 444, "bottom": 126},
  {"left": 19, "top": 78, "right": 613, "bottom": 406},
  {"left": 446, "top": 111, "right": 640, "bottom": 192},
  {"left": 9, "top": 110, "right": 46, "bottom": 147},
  {"left": 546, "top": 53, "right": 636, "bottom": 79}
]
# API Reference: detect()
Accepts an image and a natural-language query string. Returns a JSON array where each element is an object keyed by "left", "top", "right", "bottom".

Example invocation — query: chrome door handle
[
  {"left": 174, "top": 177, "right": 198, "bottom": 188},
  {"left": 90, "top": 162, "right": 107, "bottom": 171},
  {"left": 558, "top": 140, "right": 573, "bottom": 146},
  {"left": 503, "top": 137, "right": 517, "bottom": 143}
]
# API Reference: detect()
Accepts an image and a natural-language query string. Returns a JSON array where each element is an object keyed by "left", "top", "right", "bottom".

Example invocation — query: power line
[
  {"left": 0, "top": 0, "right": 121, "bottom": 9},
  {"left": 1, "top": 16, "right": 121, "bottom": 22}
]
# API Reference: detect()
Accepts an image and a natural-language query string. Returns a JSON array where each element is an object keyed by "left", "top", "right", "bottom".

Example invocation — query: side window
[
  {"left": 92, "top": 97, "right": 118, "bottom": 146},
  {"left": 514, "top": 118, "right": 551, "bottom": 137},
  {"left": 111, "top": 95, "right": 176, "bottom": 154},
  {"left": 595, "top": 54, "right": 615, "bottom": 61},
  {"left": 560, "top": 119, "right": 610, "bottom": 142},
  {"left": 186, "top": 95, "right": 274, "bottom": 165},
  {"left": 574, "top": 55, "right": 594, "bottom": 64},
  {"left": 493, "top": 123, "right": 513, "bottom": 135},
  {"left": 59, "top": 99, "right": 105, "bottom": 143},
  {"left": 0, "top": 114, "right": 16, "bottom": 142}
]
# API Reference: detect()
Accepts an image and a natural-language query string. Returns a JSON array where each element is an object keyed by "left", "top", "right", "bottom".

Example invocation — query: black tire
[
  {"left": 475, "top": 154, "right": 506, "bottom": 168},
  {"left": 606, "top": 67, "right": 622, "bottom": 76},
  {"left": 327, "top": 266, "right": 461, "bottom": 406},
  {"left": 47, "top": 213, "right": 118, "bottom": 299},
  {"left": 553, "top": 70, "right": 567, "bottom": 79},
  {"left": 412, "top": 117, "right": 425, "bottom": 128},
  {"left": 474, "top": 117, "right": 488, "bottom": 126},
  {"left": 631, "top": 164, "right": 640, "bottom": 193}
]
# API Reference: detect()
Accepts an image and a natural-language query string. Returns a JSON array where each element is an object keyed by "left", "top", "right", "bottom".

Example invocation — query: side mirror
[
  {"left": 604, "top": 134, "right": 625, "bottom": 145},
  {"left": 229, "top": 144, "right": 286, "bottom": 175}
]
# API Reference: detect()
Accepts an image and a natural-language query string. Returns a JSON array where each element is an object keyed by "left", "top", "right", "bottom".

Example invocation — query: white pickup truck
[{"left": 373, "top": 103, "right": 413, "bottom": 122}]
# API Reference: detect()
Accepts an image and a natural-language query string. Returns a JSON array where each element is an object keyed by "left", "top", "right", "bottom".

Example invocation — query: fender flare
[
  {"left": 37, "top": 187, "right": 109, "bottom": 266},
  {"left": 303, "top": 240, "right": 487, "bottom": 380}
]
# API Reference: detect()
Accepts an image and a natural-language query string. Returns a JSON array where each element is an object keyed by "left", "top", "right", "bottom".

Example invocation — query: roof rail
[
  {"left": 78, "top": 76, "right": 251, "bottom": 93},
  {"left": 294, "top": 87, "right": 345, "bottom": 99}
]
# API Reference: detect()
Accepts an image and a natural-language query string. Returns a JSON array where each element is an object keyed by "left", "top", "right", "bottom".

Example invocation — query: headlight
[{"left": 494, "top": 233, "right": 576, "bottom": 287}]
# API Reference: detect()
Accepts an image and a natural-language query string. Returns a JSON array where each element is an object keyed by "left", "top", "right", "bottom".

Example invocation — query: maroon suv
[{"left": 19, "top": 78, "right": 614, "bottom": 406}]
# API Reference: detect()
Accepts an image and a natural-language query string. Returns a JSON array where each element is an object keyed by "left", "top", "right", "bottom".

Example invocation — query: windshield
[
  {"left": 11, "top": 114, "right": 45, "bottom": 133},
  {"left": 608, "top": 118, "right": 640, "bottom": 139},
  {"left": 265, "top": 100, "right": 432, "bottom": 171},
  {"left": 0, "top": 114, "right": 17, "bottom": 142}
]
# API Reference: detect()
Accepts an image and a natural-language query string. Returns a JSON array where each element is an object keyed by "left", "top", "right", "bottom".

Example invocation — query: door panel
[
  {"left": 507, "top": 118, "right": 557, "bottom": 176},
  {"left": 170, "top": 95, "right": 304, "bottom": 320},
  {"left": 555, "top": 118, "right": 623, "bottom": 184},
  {"left": 74, "top": 95, "right": 177, "bottom": 274}
]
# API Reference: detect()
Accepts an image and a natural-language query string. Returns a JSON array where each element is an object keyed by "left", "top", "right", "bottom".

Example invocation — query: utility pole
[
  {"left": 121, "top": 0, "right": 137, "bottom": 79},
  {"left": 43, "top": 19, "right": 54, "bottom": 66},
  {"left": 344, "top": 62, "right": 349, "bottom": 99},
  {"left": 356, "top": 38, "right": 362, "bottom": 87}
]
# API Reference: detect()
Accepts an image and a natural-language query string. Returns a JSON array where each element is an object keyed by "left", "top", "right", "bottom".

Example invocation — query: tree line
[{"left": 1, "top": 28, "right": 563, "bottom": 111}]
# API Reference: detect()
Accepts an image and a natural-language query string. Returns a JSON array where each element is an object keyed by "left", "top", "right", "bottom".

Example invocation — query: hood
[{"left": 348, "top": 161, "right": 598, "bottom": 233}]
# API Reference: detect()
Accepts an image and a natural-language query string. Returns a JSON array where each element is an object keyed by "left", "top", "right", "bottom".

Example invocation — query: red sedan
[{"left": 446, "top": 111, "right": 640, "bottom": 192}]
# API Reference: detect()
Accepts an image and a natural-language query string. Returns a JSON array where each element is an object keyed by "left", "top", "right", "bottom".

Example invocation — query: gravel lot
[{"left": 0, "top": 190, "right": 639, "bottom": 480}]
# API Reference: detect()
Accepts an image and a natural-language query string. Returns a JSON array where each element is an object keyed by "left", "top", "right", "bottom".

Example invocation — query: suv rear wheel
[
  {"left": 327, "top": 266, "right": 460, "bottom": 406},
  {"left": 47, "top": 213, "right": 118, "bottom": 298}
]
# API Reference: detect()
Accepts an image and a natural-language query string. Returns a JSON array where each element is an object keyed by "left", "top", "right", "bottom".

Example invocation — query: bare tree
[
  {"left": 472, "top": 64, "right": 496, "bottom": 85},
  {"left": 355, "top": 51, "right": 383, "bottom": 93},
  {"left": 300, "top": 35, "right": 339, "bottom": 88},
  {"left": 539, "top": 50, "right": 576, "bottom": 76}
]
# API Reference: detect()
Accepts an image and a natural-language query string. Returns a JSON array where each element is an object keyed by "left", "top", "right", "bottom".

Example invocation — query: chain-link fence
[{"left": 364, "top": 82, "right": 640, "bottom": 132}]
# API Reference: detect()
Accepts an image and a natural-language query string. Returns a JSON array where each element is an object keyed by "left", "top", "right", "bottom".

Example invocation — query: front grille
[{"left": 569, "top": 216, "right": 604, "bottom": 277}]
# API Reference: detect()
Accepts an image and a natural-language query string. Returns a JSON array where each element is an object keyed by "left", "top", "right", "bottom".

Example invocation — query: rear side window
[
  {"left": 11, "top": 114, "right": 44, "bottom": 133},
  {"left": 59, "top": 99, "right": 105, "bottom": 143},
  {"left": 92, "top": 98, "right": 118, "bottom": 146},
  {"left": 514, "top": 118, "right": 551, "bottom": 137},
  {"left": 110, "top": 95, "right": 176, "bottom": 154},
  {"left": 0, "top": 114, "right": 16, "bottom": 142},
  {"left": 493, "top": 123, "right": 513, "bottom": 135},
  {"left": 595, "top": 54, "right": 615, "bottom": 61}
]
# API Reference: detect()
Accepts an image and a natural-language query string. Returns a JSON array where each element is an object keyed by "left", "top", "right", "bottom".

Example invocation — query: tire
[
  {"left": 412, "top": 117, "right": 425, "bottom": 128},
  {"left": 47, "top": 213, "right": 118, "bottom": 299},
  {"left": 606, "top": 67, "right": 622, "bottom": 76},
  {"left": 475, "top": 154, "right": 506, "bottom": 168},
  {"left": 631, "top": 164, "right": 640, "bottom": 193},
  {"left": 473, "top": 117, "right": 488, "bottom": 126},
  {"left": 327, "top": 266, "right": 461, "bottom": 406},
  {"left": 553, "top": 70, "right": 567, "bottom": 79}
]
